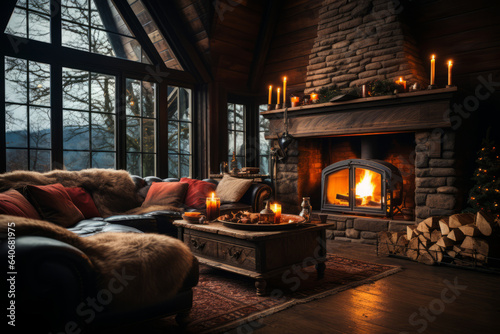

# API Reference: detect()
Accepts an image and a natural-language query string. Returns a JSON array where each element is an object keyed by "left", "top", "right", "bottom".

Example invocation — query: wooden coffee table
[{"left": 173, "top": 220, "right": 335, "bottom": 295}]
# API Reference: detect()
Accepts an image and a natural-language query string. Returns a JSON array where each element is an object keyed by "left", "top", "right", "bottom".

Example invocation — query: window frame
[
  {"left": 227, "top": 102, "right": 246, "bottom": 169},
  {"left": 1, "top": 0, "right": 198, "bottom": 177}
]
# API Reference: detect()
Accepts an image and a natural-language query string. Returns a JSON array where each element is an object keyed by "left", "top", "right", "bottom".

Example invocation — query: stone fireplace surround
[{"left": 261, "top": 88, "right": 464, "bottom": 244}]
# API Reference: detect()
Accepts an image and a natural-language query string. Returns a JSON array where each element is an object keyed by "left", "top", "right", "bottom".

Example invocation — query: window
[
  {"left": 62, "top": 68, "right": 116, "bottom": 170},
  {"left": 258, "top": 104, "right": 271, "bottom": 175},
  {"left": 2, "top": 0, "right": 194, "bottom": 177},
  {"left": 126, "top": 78, "right": 157, "bottom": 176},
  {"left": 5, "top": 56, "right": 51, "bottom": 172},
  {"left": 228, "top": 103, "right": 245, "bottom": 169},
  {"left": 168, "top": 86, "right": 192, "bottom": 178}
]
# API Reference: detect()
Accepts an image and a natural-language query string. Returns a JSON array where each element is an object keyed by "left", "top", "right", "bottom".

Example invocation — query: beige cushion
[{"left": 215, "top": 174, "right": 253, "bottom": 203}]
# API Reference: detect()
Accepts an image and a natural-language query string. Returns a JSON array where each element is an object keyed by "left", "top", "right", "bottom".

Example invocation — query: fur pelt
[
  {"left": 0, "top": 169, "right": 144, "bottom": 217},
  {"left": 0, "top": 216, "right": 195, "bottom": 311}
]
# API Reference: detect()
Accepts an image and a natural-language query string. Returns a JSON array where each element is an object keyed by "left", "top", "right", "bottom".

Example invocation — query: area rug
[{"left": 158, "top": 254, "right": 401, "bottom": 334}]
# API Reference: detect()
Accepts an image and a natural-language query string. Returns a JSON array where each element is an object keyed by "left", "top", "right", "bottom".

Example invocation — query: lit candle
[
  {"left": 447, "top": 60, "right": 453, "bottom": 86},
  {"left": 310, "top": 93, "right": 318, "bottom": 102},
  {"left": 277, "top": 87, "right": 280, "bottom": 104},
  {"left": 268, "top": 85, "right": 272, "bottom": 104},
  {"left": 272, "top": 203, "right": 282, "bottom": 224},
  {"left": 398, "top": 77, "right": 406, "bottom": 90},
  {"left": 430, "top": 54, "right": 436, "bottom": 86},
  {"left": 283, "top": 77, "right": 287, "bottom": 105},
  {"left": 291, "top": 96, "right": 299, "bottom": 107},
  {"left": 206, "top": 192, "right": 220, "bottom": 221}
]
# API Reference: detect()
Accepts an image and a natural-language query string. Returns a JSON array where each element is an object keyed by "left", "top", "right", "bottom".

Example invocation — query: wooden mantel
[{"left": 261, "top": 87, "right": 457, "bottom": 139}]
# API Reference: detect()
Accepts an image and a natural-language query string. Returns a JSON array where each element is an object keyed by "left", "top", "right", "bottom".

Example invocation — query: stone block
[
  {"left": 377, "top": 65, "right": 400, "bottom": 75},
  {"left": 333, "top": 230, "right": 346, "bottom": 237},
  {"left": 389, "top": 221, "right": 416, "bottom": 232},
  {"left": 326, "top": 230, "right": 335, "bottom": 240},
  {"left": 426, "top": 194, "right": 456, "bottom": 210},
  {"left": 416, "top": 177, "right": 446, "bottom": 188},
  {"left": 332, "top": 40, "right": 351, "bottom": 49},
  {"left": 429, "top": 168, "right": 456, "bottom": 177},
  {"left": 336, "top": 221, "right": 346, "bottom": 231},
  {"left": 346, "top": 228, "right": 361, "bottom": 239},
  {"left": 442, "top": 151, "right": 455, "bottom": 159},
  {"left": 415, "top": 206, "right": 431, "bottom": 219},
  {"left": 415, "top": 188, "right": 437, "bottom": 194},
  {"left": 313, "top": 78, "right": 332, "bottom": 86},
  {"left": 415, "top": 131, "right": 430, "bottom": 144},
  {"left": 430, "top": 209, "right": 455, "bottom": 216},
  {"left": 360, "top": 231, "right": 379, "bottom": 239},
  {"left": 416, "top": 193, "right": 427, "bottom": 206},
  {"left": 346, "top": 219, "right": 354, "bottom": 229},
  {"left": 415, "top": 144, "right": 429, "bottom": 152},
  {"left": 415, "top": 153, "right": 429, "bottom": 168},
  {"left": 437, "top": 186, "right": 459, "bottom": 194},
  {"left": 365, "top": 62, "right": 382, "bottom": 71},
  {"left": 358, "top": 70, "right": 378, "bottom": 79},
  {"left": 353, "top": 219, "right": 389, "bottom": 232},
  {"left": 416, "top": 168, "right": 430, "bottom": 177},
  {"left": 429, "top": 159, "right": 455, "bottom": 168},
  {"left": 331, "top": 74, "right": 358, "bottom": 83}
]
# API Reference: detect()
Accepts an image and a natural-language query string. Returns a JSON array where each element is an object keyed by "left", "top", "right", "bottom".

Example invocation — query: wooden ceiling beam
[{"left": 247, "top": 0, "right": 283, "bottom": 93}]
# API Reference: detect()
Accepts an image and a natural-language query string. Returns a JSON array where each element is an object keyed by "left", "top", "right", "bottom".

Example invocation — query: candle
[
  {"left": 310, "top": 93, "right": 318, "bottom": 102},
  {"left": 206, "top": 192, "right": 220, "bottom": 221},
  {"left": 447, "top": 60, "right": 453, "bottom": 86},
  {"left": 283, "top": 77, "right": 287, "bottom": 106},
  {"left": 398, "top": 77, "right": 406, "bottom": 90},
  {"left": 291, "top": 96, "right": 299, "bottom": 107},
  {"left": 272, "top": 203, "right": 282, "bottom": 224},
  {"left": 277, "top": 87, "right": 280, "bottom": 104},
  {"left": 430, "top": 54, "right": 436, "bottom": 86},
  {"left": 268, "top": 85, "right": 272, "bottom": 104}
]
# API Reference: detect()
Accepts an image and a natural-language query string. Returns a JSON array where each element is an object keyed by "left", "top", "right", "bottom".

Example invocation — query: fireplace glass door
[
  {"left": 325, "top": 168, "right": 349, "bottom": 207},
  {"left": 354, "top": 167, "right": 382, "bottom": 209}
]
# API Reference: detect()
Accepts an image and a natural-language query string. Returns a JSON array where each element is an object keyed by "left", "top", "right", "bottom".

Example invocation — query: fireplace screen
[{"left": 322, "top": 159, "right": 403, "bottom": 217}]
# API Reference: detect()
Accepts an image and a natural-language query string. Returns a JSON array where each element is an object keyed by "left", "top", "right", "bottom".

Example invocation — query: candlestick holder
[
  {"left": 275, "top": 103, "right": 282, "bottom": 109},
  {"left": 267, "top": 104, "right": 274, "bottom": 111}
]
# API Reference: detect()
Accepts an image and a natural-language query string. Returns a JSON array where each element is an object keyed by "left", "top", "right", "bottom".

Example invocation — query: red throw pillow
[
  {"left": 142, "top": 182, "right": 189, "bottom": 207},
  {"left": 65, "top": 187, "right": 101, "bottom": 219},
  {"left": 180, "top": 178, "right": 217, "bottom": 210},
  {"left": 0, "top": 189, "right": 41, "bottom": 219},
  {"left": 25, "top": 183, "right": 85, "bottom": 227}
]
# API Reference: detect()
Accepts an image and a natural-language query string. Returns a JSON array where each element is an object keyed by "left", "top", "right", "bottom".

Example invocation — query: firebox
[{"left": 321, "top": 159, "right": 403, "bottom": 217}]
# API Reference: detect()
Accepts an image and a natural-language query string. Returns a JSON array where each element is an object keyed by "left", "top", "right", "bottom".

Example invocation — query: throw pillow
[
  {"left": 65, "top": 187, "right": 101, "bottom": 219},
  {"left": 180, "top": 178, "right": 217, "bottom": 209},
  {"left": 215, "top": 174, "right": 253, "bottom": 203},
  {"left": 0, "top": 189, "right": 41, "bottom": 219},
  {"left": 142, "top": 182, "right": 188, "bottom": 208},
  {"left": 25, "top": 183, "right": 85, "bottom": 227}
]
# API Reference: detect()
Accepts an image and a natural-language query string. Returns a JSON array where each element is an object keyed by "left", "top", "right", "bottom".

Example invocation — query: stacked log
[{"left": 378, "top": 212, "right": 500, "bottom": 266}]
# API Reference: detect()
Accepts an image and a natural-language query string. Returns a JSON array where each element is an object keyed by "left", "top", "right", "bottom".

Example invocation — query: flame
[
  {"left": 211, "top": 192, "right": 215, "bottom": 200},
  {"left": 355, "top": 169, "right": 378, "bottom": 205}
]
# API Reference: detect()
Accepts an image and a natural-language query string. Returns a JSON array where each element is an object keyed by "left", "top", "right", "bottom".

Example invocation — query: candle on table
[
  {"left": 291, "top": 96, "right": 299, "bottom": 107},
  {"left": 206, "top": 192, "right": 220, "bottom": 221},
  {"left": 277, "top": 87, "right": 281, "bottom": 104},
  {"left": 272, "top": 203, "right": 282, "bottom": 224},
  {"left": 268, "top": 85, "right": 272, "bottom": 104},
  {"left": 430, "top": 54, "right": 436, "bottom": 86},
  {"left": 283, "top": 77, "right": 287, "bottom": 106},
  {"left": 447, "top": 60, "right": 453, "bottom": 86}
]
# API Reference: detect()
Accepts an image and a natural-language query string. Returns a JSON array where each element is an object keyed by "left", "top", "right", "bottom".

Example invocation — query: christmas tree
[{"left": 468, "top": 131, "right": 500, "bottom": 218}]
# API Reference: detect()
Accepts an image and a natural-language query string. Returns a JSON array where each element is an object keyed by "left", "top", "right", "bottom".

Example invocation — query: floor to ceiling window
[{"left": 2, "top": 0, "right": 194, "bottom": 177}]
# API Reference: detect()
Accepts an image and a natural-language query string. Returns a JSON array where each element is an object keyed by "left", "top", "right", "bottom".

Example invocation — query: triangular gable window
[{"left": 4, "top": 0, "right": 184, "bottom": 70}]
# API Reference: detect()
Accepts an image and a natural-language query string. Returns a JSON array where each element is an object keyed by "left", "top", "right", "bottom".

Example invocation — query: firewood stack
[{"left": 378, "top": 212, "right": 500, "bottom": 266}]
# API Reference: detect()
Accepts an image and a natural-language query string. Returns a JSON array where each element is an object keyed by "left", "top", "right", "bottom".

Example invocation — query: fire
[{"left": 356, "top": 169, "right": 379, "bottom": 206}]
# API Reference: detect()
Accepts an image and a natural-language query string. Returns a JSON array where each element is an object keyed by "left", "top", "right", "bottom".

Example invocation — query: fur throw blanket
[
  {"left": 0, "top": 216, "right": 195, "bottom": 311},
  {"left": 0, "top": 169, "right": 180, "bottom": 217}
]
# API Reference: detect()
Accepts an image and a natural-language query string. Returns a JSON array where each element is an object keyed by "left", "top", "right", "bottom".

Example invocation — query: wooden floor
[
  {"left": 108, "top": 240, "right": 500, "bottom": 334},
  {"left": 224, "top": 240, "right": 500, "bottom": 334}
]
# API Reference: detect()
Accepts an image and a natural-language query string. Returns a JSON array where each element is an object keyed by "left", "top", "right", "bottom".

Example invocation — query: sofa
[{"left": 0, "top": 168, "right": 271, "bottom": 332}]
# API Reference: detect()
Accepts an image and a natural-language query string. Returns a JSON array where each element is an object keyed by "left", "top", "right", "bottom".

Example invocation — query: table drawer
[
  {"left": 184, "top": 234, "right": 218, "bottom": 258},
  {"left": 218, "top": 242, "right": 256, "bottom": 271}
]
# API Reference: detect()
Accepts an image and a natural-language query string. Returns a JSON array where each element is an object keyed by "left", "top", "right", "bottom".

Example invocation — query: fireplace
[{"left": 321, "top": 159, "right": 403, "bottom": 218}]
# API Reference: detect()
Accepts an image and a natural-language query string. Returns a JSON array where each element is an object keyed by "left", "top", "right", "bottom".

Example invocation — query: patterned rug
[{"left": 155, "top": 254, "right": 401, "bottom": 334}]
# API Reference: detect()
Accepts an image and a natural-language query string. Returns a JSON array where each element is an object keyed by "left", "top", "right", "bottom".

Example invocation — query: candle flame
[
  {"left": 278, "top": 88, "right": 280, "bottom": 93},
  {"left": 211, "top": 192, "right": 215, "bottom": 200},
  {"left": 284, "top": 76, "right": 287, "bottom": 82},
  {"left": 269, "top": 85, "right": 272, "bottom": 89},
  {"left": 448, "top": 60, "right": 453, "bottom": 66},
  {"left": 431, "top": 54, "right": 435, "bottom": 60},
  {"left": 399, "top": 77, "right": 403, "bottom": 82}
]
